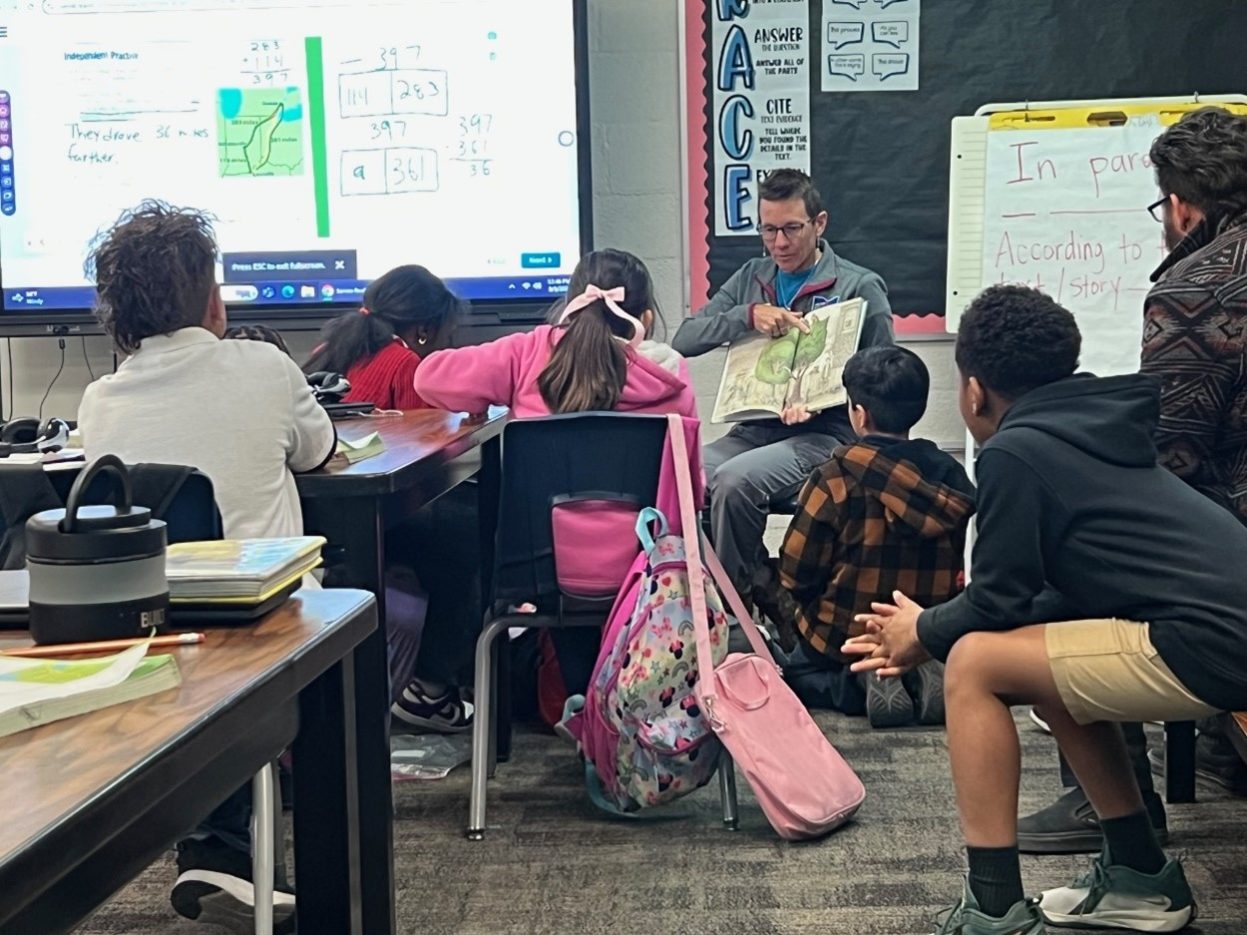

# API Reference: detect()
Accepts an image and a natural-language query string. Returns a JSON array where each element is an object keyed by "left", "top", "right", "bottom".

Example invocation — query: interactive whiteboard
[{"left": 0, "top": 0, "right": 589, "bottom": 318}]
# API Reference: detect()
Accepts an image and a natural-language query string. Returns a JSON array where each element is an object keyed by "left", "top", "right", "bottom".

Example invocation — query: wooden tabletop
[
  {"left": 0, "top": 588, "right": 375, "bottom": 869},
  {"left": 296, "top": 407, "right": 507, "bottom": 498}
]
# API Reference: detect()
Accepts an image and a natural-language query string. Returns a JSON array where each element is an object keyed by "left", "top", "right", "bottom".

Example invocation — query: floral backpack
[{"left": 565, "top": 506, "right": 732, "bottom": 813}]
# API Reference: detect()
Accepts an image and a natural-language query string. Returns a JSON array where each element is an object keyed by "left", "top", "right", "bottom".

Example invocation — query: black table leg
[
  {"left": 294, "top": 656, "right": 359, "bottom": 935},
  {"left": 1164, "top": 720, "right": 1196, "bottom": 804},
  {"left": 302, "top": 497, "right": 395, "bottom": 935}
]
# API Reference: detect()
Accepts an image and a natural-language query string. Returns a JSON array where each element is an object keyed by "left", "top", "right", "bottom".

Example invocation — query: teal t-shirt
[{"left": 775, "top": 266, "right": 816, "bottom": 309}]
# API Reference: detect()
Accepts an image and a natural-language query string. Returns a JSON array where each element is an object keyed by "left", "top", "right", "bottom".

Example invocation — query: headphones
[
  {"left": 0, "top": 417, "right": 72, "bottom": 457},
  {"left": 306, "top": 371, "right": 351, "bottom": 404}
]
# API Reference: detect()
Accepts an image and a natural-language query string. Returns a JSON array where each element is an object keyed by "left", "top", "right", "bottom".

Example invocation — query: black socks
[
  {"left": 1101, "top": 810, "right": 1167, "bottom": 875},
  {"left": 966, "top": 845, "right": 1025, "bottom": 918}
]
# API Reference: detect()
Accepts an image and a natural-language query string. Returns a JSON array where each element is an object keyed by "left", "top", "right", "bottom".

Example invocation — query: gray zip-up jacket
[{"left": 674, "top": 241, "right": 894, "bottom": 435}]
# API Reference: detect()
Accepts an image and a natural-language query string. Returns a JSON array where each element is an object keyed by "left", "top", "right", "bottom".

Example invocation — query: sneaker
[
  {"left": 931, "top": 879, "right": 1044, "bottom": 934},
  {"left": 905, "top": 660, "right": 945, "bottom": 725},
  {"left": 171, "top": 838, "right": 295, "bottom": 934},
  {"left": 1148, "top": 734, "right": 1247, "bottom": 796},
  {"left": 866, "top": 673, "right": 915, "bottom": 728},
  {"left": 1028, "top": 707, "right": 1051, "bottom": 734},
  {"left": 1018, "top": 787, "right": 1168, "bottom": 854},
  {"left": 391, "top": 680, "right": 474, "bottom": 733},
  {"left": 1040, "top": 854, "right": 1196, "bottom": 932}
]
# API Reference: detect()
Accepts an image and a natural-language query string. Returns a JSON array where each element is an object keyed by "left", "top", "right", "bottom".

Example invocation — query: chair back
[
  {"left": 48, "top": 465, "right": 223, "bottom": 543},
  {"left": 491, "top": 413, "right": 669, "bottom": 608}
]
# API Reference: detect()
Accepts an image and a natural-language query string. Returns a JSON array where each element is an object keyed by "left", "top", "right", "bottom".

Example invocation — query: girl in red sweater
[
  {"left": 307, "top": 265, "right": 473, "bottom": 734},
  {"left": 304, "top": 265, "right": 462, "bottom": 410}
]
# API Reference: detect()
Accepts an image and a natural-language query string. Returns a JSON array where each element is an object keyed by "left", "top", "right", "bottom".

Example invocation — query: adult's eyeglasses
[{"left": 756, "top": 219, "right": 814, "bottom": 241}]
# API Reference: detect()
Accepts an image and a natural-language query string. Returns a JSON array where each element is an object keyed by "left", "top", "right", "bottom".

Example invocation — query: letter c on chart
[{"left": 719, "top": 95, "right": 754, "bottom": 161}]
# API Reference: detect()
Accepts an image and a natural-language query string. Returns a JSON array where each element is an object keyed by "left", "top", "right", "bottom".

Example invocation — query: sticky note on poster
[{"left": 822, "top": 0, "right": 919, "bottom": 91}]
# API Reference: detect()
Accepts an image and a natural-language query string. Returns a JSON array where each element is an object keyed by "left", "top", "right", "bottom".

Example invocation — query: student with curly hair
[
  {"left": 80, "top": 200, "right": 334, "bottom": 542},
  {"left": 845, "top": 285, "right": 1247, "bottom": 934},
  {"left": 78, "top": 200, "right": 334, "bottom": 932}
]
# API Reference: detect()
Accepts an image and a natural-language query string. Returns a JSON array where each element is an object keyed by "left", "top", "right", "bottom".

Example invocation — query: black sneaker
[
  {"left": 391, "top": 679, "right": 474, "bottom": 733},
  {"left": 1017, "top": 787, "right": 1168, "bottom": 854},
  {"left": 1148, "top": 737, "right": 1247, "bottom": 797},
  {"left": 866, "top": 673, "right": 915, "bottom": 728},
  {"left": 171, "top": 838, "right": 295, "bottom": 934}
]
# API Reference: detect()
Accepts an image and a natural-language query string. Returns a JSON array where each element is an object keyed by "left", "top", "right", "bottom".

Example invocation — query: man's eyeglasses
[
  {"left": 1147, "top": 197, "right": 1168, "bottom": 223},
  {"left": 756, "top": 219, "right": 814, "bottom": 241}
]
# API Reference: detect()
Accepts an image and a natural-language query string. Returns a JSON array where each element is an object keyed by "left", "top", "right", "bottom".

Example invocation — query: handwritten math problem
[{"left": 333, "top": 39, "right": 501, "bottom": 199}]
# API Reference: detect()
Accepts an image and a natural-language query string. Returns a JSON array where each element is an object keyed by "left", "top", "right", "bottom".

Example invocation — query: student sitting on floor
[
  {"left": 845, "top": 285, "right": 1247, "bottom": 935},
  {"left": 778, "top": 346, "right": 974, "bottom": 728},
  {"left": 415, "top": 248, "right": 698, "bottom": 694},
  {"left": 304, "top": 264, "right": 462, "bottom": 410},
  {"left": 78, "top": 200, "right": 335, "bottom": 933}
]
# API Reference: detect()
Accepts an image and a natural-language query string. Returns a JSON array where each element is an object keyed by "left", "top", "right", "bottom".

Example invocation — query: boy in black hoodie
[
  {"left": 845, "top": 285, "right": 1247, "bottom": 935},
  {"left": 779, "top": 346, "right": 975, "bottom": 727}
]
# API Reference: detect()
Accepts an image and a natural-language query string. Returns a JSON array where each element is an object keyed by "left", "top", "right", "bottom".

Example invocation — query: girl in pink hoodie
[{"left": 414, "top": 249, "right": 698, "bottom": 419}]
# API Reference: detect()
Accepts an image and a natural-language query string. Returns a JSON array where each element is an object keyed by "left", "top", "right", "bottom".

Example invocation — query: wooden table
[
  {"left": 0, "top": 589, "right": 377, "bottom": 935},
  {"left": 296, "top": 407, "right": 506, "bottom": 935}
]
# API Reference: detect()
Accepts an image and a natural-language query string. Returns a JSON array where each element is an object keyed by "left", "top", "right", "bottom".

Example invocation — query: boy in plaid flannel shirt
[{"left": 779, "top": 346, "right": 975, "bottom": 727}]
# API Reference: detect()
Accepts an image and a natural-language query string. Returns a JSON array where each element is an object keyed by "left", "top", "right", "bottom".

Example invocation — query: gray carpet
[{"left": 79, "top": 714, "right": 1247, "bottom": 934}]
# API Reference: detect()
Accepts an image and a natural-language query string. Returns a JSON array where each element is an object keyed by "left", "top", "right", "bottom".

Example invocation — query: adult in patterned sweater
[{"left": 1019, "top": 106, "right": 1247, "bottom": 854}]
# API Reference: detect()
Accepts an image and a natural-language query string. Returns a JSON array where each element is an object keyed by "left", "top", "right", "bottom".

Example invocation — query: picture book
[{"left": 711, "top": 297, "right": 867, "bottom": 423}]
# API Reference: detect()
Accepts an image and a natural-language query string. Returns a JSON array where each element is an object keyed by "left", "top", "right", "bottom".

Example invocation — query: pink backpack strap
[
  {"left": 664, "top": 415, "right": 774, "bottom": 725},
  {"left": 656, "top": 416, "right": 704, "bottom": 535}
]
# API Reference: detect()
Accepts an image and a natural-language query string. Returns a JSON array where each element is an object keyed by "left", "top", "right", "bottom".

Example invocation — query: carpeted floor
[{"left": 78, "top": 714, "right": 1247, "bottom": 934}]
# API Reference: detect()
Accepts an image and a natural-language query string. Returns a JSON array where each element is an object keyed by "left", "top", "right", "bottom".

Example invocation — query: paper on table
[{"left": 0, "top": 642, "right": 150, "bottom": 716}]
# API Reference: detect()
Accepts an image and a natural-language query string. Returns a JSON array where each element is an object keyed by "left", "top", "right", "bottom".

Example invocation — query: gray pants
[{"left": 704, "top": 423, "right": 845, "bottom": 595}]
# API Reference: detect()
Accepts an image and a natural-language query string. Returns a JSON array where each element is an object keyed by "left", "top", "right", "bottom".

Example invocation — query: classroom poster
[
  {"left": 980, "top": 114, "right": 1168, "bottom": 376},
  {"left": 821, "top": 0, "right": 920, "bottom": 92},
  {"left": 712, "top": 0, "right": 811, "bottom": 237}
]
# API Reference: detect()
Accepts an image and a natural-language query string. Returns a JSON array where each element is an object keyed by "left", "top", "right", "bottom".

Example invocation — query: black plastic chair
[
  {"left": 467, "top": 413, "right": 739, "bottom": 838},
  {"left": 47, "top": 465, "right": 223, "bottom": 543}
]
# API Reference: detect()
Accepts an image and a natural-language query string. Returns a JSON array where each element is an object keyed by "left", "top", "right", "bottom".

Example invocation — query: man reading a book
[{"left": 672, "top": 168, "right": 895, "bottom": 611}]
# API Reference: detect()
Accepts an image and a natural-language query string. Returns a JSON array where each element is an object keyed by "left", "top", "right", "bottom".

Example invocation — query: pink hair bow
[{"left": 557, "top": 284, "right": 645, "bottom": 348}]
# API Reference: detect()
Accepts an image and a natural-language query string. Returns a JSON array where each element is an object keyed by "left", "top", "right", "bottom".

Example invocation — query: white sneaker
[
  {"left": 1040, "top": 854, "right": 1195, "bottom": 932},
  {"left": 1028, "top": 707, "right": 1051, "bottom": 734}
]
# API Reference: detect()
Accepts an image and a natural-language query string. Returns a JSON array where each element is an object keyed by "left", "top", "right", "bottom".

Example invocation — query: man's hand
[
  {"left": 780, "top": 404, "right": 814, "bottom": 426},
  {"left": 753, "top": 304, "right": 811, "bottom": 338},
  {"left": 842, "top": 591, "right": 931, "bottom": 678}
]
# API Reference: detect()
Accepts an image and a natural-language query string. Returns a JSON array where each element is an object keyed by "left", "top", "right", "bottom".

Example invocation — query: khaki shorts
[{"left": 1045, "top": 619, "right": 1220, "bottom": 726}]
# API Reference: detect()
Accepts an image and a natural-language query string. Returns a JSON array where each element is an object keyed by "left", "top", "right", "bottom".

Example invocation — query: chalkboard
[{"left": 687, "top": 0, "right": 1247, "bottom": 318}]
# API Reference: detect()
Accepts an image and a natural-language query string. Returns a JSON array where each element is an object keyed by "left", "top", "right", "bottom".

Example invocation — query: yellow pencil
[{"left": 0, "top": 632, "right": 206, "bottom": 658}]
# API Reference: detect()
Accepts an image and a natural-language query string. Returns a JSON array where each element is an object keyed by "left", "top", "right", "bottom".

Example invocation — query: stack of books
[{"left": 166, "top": 536, "right": 327, "bottom": 605}]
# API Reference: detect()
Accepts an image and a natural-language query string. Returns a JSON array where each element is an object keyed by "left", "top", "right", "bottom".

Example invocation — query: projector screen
[{"left": 0, "top": 0, "right": 590, "bottom": 326}]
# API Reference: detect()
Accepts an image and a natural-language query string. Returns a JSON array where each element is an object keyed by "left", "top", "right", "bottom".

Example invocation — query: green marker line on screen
[{"left": 304, "top": 36, "right": 330, "bottom": 238}]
